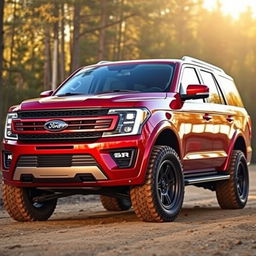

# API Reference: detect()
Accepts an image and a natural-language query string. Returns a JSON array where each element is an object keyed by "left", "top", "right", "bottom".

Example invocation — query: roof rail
[
  {"left": 97, "top": 60, "right": 112, "bottom": 64},
  {"left": 182, "top": 56, "right": 224, "bottom": 73}
]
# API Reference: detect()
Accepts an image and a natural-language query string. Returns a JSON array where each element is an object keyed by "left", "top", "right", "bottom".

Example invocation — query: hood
[{"left": 13, "top": 92, "right": 173, "bottom": 112}]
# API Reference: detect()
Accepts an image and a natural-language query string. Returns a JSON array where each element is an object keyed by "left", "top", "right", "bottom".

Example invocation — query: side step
[{"left": 185, "top": 174, "right": 230, "bottom": 185}]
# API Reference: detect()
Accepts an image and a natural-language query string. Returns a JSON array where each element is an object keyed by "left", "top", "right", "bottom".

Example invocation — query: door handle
[
  {"left": 226, "top": 116, "right": 234, "bottom": 122},
  {"left": 203, "top": 114, "right": 212, "bottom": 121}
]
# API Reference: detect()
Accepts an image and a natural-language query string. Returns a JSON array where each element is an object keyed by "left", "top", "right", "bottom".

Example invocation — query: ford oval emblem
[{"left": 44, "top": 120, "right": 68, "bottom": 132}]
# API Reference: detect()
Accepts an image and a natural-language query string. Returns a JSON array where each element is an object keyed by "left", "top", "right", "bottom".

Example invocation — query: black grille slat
[
  {"left": 17, "top": 154, "right": 98, "bottom": 168},
  {"left": 72, "top": 162, "right": 96, "bottom": 165},
  {"left": 17, "top": 156, "right": 37, "bottom": 167},
  {"left": 18, "top": 132, "right": 103, "bottom": 142},
  {"left": 18, "top": 109, "right": 109, "bottom": 119}
]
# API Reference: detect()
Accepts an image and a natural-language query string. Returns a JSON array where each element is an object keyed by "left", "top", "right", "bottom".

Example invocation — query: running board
[{"left": 185, "top": 174, "right": 230, "bottom": 185}]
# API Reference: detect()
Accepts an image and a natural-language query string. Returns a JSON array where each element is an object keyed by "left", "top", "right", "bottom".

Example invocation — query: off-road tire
[
  {"left": 130, "top": 146, "right": 184, "bottom": 222},
  {"left": 216, "top": 150, "right": 249, "bottom": 209},
  {"left": 100, "top": 195, "right": 131, "bottom": 211},
  {"left": 2, "top": 184, "right": 57, "bottom": 221}
]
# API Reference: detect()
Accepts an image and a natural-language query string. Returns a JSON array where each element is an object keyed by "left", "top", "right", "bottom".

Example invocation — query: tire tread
[
  {"left": 130, "top": 146, "right": 184, "bottom": 222},
  {"left": 216, "top": 150, "right": 248, "bottom": 209},
  {"left": 100, "top": 195, "right": 131, "bottom": 211},
  {"left": 2, "top": 184, "right": 34, "bottom": 221}
]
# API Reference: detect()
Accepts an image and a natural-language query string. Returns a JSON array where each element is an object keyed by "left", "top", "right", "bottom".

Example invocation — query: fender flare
[
  {"left": 222, "top": 130, "right": 247, "bottom": 171},
  {"left": 138, "top": 120, "right": 182, "bottom": 182}
]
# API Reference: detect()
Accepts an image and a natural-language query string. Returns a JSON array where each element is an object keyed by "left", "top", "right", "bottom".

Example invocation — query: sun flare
[{"left": 203, "top": 0, "right": 256, "bottom": 19}]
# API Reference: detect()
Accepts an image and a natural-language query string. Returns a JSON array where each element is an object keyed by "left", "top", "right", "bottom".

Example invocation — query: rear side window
[
  {"left": 217, "top": 75, "right": 244, "bottom": 107},
  {"left": 200, "top": 71, "right": 224, "bottom": 104}
]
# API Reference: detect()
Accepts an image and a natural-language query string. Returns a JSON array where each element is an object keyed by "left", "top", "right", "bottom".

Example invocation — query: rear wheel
[
  {"left": 2, "top": 184, "right": 57, "bottom": 221},
  {"left": 216, "top": 150, "right": 249, "bottom": 209},
  {"left": 100, "top": 195, "right": 131, "bottom": 211},
  {"left": 130, "top": 146, "right": 184, "bottom": 222}
]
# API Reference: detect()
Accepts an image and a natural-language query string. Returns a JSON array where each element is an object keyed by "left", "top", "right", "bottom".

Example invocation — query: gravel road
[{"left": 0, "top": 166, "right": 255, "bottom": 256}]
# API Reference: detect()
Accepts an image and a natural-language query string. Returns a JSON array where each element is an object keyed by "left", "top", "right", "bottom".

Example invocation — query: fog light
[
  {"left": 3, "top": 152, "right": 12, "bottom": 169},
  {"left": 110, "top": 148, "right": 136, "bottom": 168},
  {"left": 123, "top": 126, "right": 133, "bottom": 133}
]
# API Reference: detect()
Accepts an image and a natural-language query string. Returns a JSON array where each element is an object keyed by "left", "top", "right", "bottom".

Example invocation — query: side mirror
[
  {"left": 40, "top": 90, "right": 53, "bottom": 98},
  {"left": 180, "top": 85, "right": 209, "bottom": 101}
]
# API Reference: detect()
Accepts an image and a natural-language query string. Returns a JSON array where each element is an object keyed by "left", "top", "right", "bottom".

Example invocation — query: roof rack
[
  {"left": 182, "top": 56, "right": 224, "bottom": 73},
  {"left": 97, "top": 60, "right": 112, "bottom": 64}
]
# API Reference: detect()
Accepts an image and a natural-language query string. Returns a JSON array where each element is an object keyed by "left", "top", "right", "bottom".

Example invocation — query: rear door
[
  {"left": 215, "top": 75, "right": 251, "bottom": 164},
  {"left": 198, "top": 70, "right": 231, "bottom": 169}
]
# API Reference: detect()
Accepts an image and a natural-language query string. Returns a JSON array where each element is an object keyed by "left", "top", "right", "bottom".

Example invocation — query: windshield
[{"left": 55, "top": 63, "right": 175, "bottom": 96}]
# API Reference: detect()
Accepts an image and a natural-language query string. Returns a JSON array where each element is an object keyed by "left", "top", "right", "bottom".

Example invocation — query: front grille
[
  {"left": 14, "top": 118, "right": 114, "bottom": 132},
  {"left": 13, "top": 108, "right": 118, "bottom": 142},
  {"left": 18, "top": 132, "right": 103, "bottom": 142},
  {"left": 18, "top": 109, "right": 109, "bottom": 119},
  {"left": 17, "top": 154, "right": 98, "bottom": 167}
]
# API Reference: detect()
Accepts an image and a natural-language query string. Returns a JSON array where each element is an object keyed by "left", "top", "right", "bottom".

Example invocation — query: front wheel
[
  {"left": 130, "top": 146, "right": 184, "bottom": 222},
  {"left": 2, "top": 184, "right": 57, "bottom": 222},
  {"left": 216, "top": 150, "right": 249, "bottom": 209}
]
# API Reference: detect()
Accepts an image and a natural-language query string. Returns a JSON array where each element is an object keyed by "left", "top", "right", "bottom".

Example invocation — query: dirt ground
[{"left": 0, "top": 167, "right": 255, "bottom": 256}]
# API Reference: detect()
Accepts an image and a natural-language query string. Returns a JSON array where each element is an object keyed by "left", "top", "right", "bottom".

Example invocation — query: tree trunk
[
  {"left": 98, "top": 0, "right": 107, "bottom": 61},
  {"left": 70, "top": 2, "right": 81, "bottom": 72},
  {"left": 117, "top": 0, "right": 124, "bottom": 60},
  {"left": 43, "top": 28, "right": 52, "bottom": 91},
  {"left": 60, "top": 3, "right": 66, "bottom": 81},
  {"left": 0, "top": 0, "right": 4, "bottom": 87},
  {"left": 52, "top": 3, "right": 59, "bottom": 90},
  {"left": 114, "top": 0, "right": 125, "bottom": 60},
  {"left": 8, "top": 0, "right": 17, "bottom": 82},
  {"left": 5, "top": 0, "right": 17, "bottom": 115},
  {"left": 0, "top": 0, "right": 5, "bottom": 139}
]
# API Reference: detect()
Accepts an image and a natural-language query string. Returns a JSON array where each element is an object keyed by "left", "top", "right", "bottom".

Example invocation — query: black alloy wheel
[
  {"left": 131, "top": 146, "right": 184, "bottom": 222},
  {"left": 157, "top": 160, "right": 179, "bottom": 211}
]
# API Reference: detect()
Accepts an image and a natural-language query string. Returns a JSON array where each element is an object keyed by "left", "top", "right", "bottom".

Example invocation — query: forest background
[{"left": 0, "top": 0, "right": 255, "bottom": 160}]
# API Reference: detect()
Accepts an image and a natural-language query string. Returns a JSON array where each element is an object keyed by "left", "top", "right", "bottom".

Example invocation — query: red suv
[{"left": 1, "top": 56, "right": 252, "bottom": 222}]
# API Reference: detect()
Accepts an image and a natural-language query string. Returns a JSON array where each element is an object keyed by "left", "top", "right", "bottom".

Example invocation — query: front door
[{"left": 175, "top": 66, "right": 214, "bottom": 172}]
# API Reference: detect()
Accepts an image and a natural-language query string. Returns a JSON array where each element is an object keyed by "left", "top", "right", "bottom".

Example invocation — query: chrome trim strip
[
  {"left": 14, "top": 166, "right": 107, "bottom": 180},
  {"left": 184, "top": 151, "right": 227, "bottom": 160},
  {"left": 185, "top": 174, "right": 230, "bottom": 185}
]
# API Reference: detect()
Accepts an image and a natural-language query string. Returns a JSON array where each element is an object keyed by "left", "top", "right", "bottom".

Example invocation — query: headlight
[
  {"left": 103, "top": 108, "right": 150, "bottom": 137},
  {"left": 4, "top": 113, "right": 18, "bottom": 140}
]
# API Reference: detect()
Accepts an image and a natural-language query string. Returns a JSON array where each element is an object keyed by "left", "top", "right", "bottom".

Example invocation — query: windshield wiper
[
  {"left": 96, "top": 90, "right": 139, "bottom": 94},
  {"left": 56, "top": 92, "right": 85, "bottom": 97}
]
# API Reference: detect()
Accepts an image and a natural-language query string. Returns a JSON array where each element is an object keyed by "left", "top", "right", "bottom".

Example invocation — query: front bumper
[{"left": 1, "top": 131, "right": 151, "bottom": 188}]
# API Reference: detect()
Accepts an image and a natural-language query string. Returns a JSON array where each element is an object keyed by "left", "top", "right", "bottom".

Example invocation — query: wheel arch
[
  {"left": 154, "top": 129, "right": 181, "bottom": 158},
  {"left": 233, "top": 136, "right": 247, "bottom": 158},
  {"left": 223, "top": 132, "right": 248, "bottom": 171}
]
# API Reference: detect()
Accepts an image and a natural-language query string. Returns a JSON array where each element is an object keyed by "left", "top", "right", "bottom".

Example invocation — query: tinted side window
[
  {"left": 200, "top": 71, "right": 223, "bottom": 104},
  {"left": 180, "top": 67, "right": 200, "bottom": 94},
  {"left": 180, "top": 67, "right": 203, "bottom": 103},
  {"left": 217, "top": 75, "right": 244, "bottom": 107}
]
